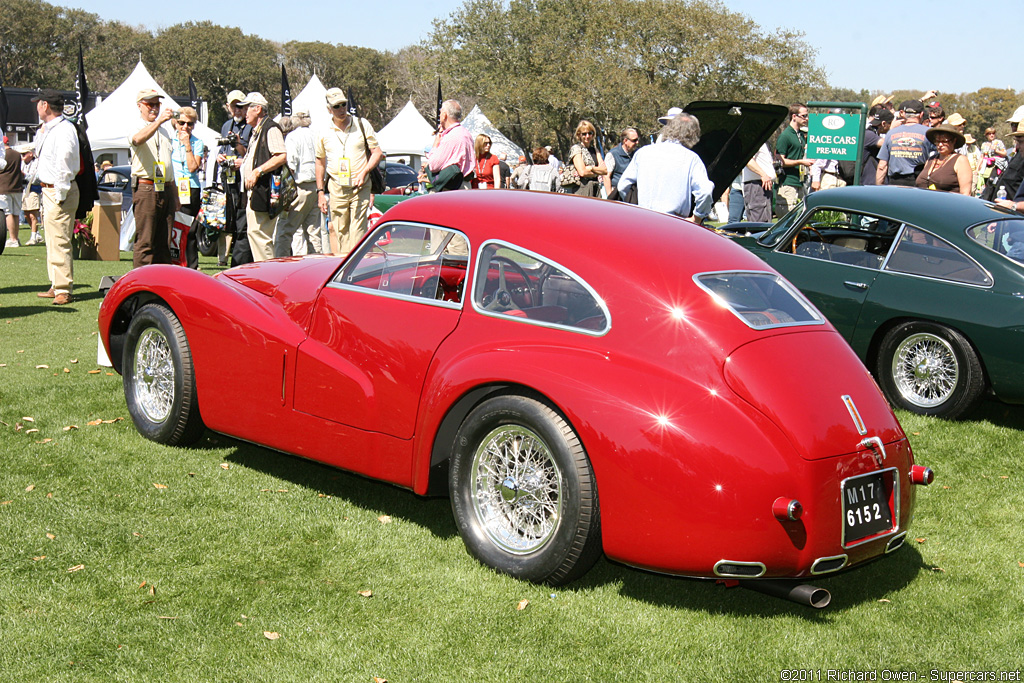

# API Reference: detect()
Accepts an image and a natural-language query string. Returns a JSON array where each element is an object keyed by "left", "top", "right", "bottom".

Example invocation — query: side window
[
  {"left": 885, "top": 226, "right": 992, "bottom": 285},
  {"left": 473, "top": 242, "right": 609, "bottom": 334},
  {"left": 967, "top": 219, "right": 1024, "bottom": 264},
  {"left": 335, "top": 223, "right": 469, "bottom": 304},
  {"left": 784, "top": 208, "right": 898, "bottom": 270}
]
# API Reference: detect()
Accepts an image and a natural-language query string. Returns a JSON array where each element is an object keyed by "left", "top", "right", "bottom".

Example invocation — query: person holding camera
[
  {"left": 129, "top": 88, "right": 177, "bottom": 268},
  {"left": 239, "top": 92, "right": 286, "bottom": 262},
  {"left": 216, "top": 90, "right": 253, "bottom": 265}
]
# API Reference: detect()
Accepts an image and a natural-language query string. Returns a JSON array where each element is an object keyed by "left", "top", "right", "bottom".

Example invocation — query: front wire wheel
[{"left": 450, "top": 395, "right": 601, "bottom": 585}]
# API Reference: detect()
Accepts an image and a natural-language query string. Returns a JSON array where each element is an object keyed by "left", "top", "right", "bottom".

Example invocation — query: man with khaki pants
[
  {"left": 30, "top": 89, "right": 80, "bottom": 306},
  {"left": 315, "top": 88, "right": 382, "bottom": 255}
]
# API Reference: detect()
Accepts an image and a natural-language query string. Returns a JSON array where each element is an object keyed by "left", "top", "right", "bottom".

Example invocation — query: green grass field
[{"left": 2, "top": 242, "right": 1022, "bottom": 681}]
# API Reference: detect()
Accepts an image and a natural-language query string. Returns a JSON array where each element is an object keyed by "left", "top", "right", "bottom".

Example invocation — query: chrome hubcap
[
  {"left": 133, "top": 327, "right": 174, "bottom": 423},
  {"left": 470, "top": 425, "right": 562, "bottom": 554},
  {"left": 892, "top": 332, "right": 958, "bottom": 408}
]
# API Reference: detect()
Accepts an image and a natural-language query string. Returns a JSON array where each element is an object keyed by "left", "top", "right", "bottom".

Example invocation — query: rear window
[
  {"left": 967, "top": 218, "right": 1024, "bottom": 266},
  {"left": 694, "top": 271, "right": 824, "bottom": 330}
]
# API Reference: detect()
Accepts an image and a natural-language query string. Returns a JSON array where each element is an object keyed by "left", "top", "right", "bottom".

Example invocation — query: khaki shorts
[
  {"left": 1, "top": 192, "right": 22, "bottom": 215},
  {"left": 22, "top": 188, "right": 41, "bottom": 212}
]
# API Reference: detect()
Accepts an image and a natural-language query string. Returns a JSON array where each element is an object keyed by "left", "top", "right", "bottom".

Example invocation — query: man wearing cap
[
  {"left": 216, "top": 90, "right": 253, "bottom": 265},
  {"left": 30, "top": 89, "right": 80, "bottom": 305},
  {"left": 274, "top": 107, "right": 321, "bottom": 256},
  {"left": 129, "top": 88, "right": 177, "bottom": 268},
  {"left": 238, "top": 92, "right": 287, "bottom": 261},
  {"left": 315, "top": 87, "right": 382, "bottom": 255},
  {"left": 876, "top": 100, "right": 935, "bottom": 187},
  {"left": 422, "top": 99, "right": 474, "bottom": 193},
  {"left": 775, "top": 103, "right": 814, "bottom": 215},
  {"left": 861, "top": 109, "right": 893, "bottom": 186}
]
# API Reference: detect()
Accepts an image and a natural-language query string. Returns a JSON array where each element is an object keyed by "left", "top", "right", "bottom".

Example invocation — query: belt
[{"left": 137, "top": 178, "right": 155, "bottom": 185}]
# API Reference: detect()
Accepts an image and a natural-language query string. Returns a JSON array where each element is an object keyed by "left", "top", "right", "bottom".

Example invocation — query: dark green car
[{"left": 721, "top": 185, "right": 1024, "bottom": 419}]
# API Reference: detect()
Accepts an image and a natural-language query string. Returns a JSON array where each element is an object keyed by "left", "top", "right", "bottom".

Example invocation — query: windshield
[
  {"left": 757, "top": 201, "right": 804, "bottom": 247},
  {"left": 967, "top": 218, "right": 1024, "bottom": 265}
]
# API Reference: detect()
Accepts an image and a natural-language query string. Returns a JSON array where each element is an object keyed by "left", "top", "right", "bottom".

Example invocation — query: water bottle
[{"left": 996, "top": 186, "right": 1007, "bottom": 201}]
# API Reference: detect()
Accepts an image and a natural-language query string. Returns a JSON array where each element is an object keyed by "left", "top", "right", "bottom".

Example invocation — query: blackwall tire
[
  {"left": 196, "top": 225, "right": 217, "bottom": 257},
  {"left": 122, "top": 303, "right": 205, "bottom": 445},
  {"left": 449, "top": 394, "right": 601, "bottom": 585},
  {"left": 877, "top": 321, "right": 985, "bottom": 419}
]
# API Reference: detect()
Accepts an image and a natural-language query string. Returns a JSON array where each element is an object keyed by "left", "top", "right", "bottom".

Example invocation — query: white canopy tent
[
  {"left": 462, "top": 105, "right": 524, "bottom": 164},
  {"left": 376, "top": 101, "right": 435, "bottom": 170},
  {"left": 86, "top": 61, "right": 220, "bottom": 168},
  {"left": 286, "top": 74, "right": 331, "bottom": 133}
]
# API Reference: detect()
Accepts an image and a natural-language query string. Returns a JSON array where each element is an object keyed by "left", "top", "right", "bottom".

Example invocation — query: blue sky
[{"left": 63, "top": 0, "right": 1016, "bottom": 95}]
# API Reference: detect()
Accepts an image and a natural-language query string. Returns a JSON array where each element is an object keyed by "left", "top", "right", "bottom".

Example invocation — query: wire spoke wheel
[
  {"left": 133, "top": 327, "right": 175, "bottom": 423},
  {"left": 891, "top": 332, "right": 958, "bottom": 408},
  {"left": 470, "top": 425, "right": 562, "bottom": 554}
]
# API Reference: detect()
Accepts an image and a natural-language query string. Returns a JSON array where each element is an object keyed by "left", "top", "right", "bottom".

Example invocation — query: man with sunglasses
[
  {"left": 603, "top": 127, "right": 640, "bottom": 200},
  {"left": 876, "top": 100, "right": 935, "bottom": 187},
  {"left": 128, "top": 88, "right": 177, "bottom": 268},
  {"left": 775, "top": 103, "right": 814, "bottom": 216},
  {"left": 216, "top": 90, "right": 253, "bottom": 266}
]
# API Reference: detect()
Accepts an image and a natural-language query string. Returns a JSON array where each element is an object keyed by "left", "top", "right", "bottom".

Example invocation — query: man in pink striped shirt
[{"left": 423, "top": 100, "right": 475, "bottom": 191}]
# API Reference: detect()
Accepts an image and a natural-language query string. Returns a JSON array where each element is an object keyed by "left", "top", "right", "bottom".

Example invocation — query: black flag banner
[{"left": 281, "top": 65, "right": 292, "bottom": 116}]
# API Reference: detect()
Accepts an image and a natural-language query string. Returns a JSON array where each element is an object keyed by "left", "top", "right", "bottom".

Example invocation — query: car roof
[
  {"left": 379, "top": 189, "right": 773, "bottom": 279},
  {"left": 805, "top": 186, "right": 1017, "bottom": 234}
]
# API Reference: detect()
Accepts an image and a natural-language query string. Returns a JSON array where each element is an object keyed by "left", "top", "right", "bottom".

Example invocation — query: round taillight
[
  {"left": 772, "top": 497, "right": 803, "bottom": 521},
  {"left": 910, "top": 465, "right": 934, "bottom": 486}
]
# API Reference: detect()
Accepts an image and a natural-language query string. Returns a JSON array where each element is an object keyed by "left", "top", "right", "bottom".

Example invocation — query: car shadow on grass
[
  {"left": 207, "top": 433, "right": 934, "bottom": 616},
  {"left": 962, "top": 398, "right": 1024, "bottom": 430}
]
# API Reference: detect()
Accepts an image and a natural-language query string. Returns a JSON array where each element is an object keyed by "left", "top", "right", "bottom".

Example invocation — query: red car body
[{"left": 99, "top": 190, "right": 929, "bottom": 586}]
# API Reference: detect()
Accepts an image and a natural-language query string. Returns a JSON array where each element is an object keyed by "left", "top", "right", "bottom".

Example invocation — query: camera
[{"left": 216, "top": 132, "right": 239, "bottom": 147}]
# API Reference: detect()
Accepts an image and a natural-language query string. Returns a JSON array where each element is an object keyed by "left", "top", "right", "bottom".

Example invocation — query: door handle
[{"left": 843, "top": 281, "right": 868, "bottom": 290}]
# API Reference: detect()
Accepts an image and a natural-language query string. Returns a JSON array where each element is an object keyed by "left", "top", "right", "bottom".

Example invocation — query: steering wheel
[
  {"left": 483, "top": 256, "right": 535, "bottom": 312},
  {"left": 792, "top": 225, "right": 825, "bottom": 253}
]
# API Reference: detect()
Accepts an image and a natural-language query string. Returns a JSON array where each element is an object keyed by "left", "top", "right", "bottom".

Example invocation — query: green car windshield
[
  {"left": 967, "top": 218, "right": 1024, "bottom": 265},
  {"left": 756, "top": 201, "right": 804, "bottom": 247}
]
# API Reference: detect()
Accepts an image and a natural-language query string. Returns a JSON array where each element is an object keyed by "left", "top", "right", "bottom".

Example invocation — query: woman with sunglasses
[
  {"left": 471, "top": 135, "right": 501, "bottom": 189},
  {"left": 562, "top": 120, "right": 607, "bottom": 197},
  {"left": 171, "top": 106, "right": 206, "bottom": 267},
  {"left": 916, "top": 124, "right": 972, "bottom": 195}
]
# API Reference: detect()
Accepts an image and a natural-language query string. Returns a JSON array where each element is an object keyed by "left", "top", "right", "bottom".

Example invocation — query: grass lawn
[{"left": 2, "top": 242, "right": 1023, "bottom": 681}]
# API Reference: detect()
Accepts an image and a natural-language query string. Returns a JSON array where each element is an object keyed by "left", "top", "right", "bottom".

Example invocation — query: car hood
[
  {"left": 684, "top": 101, "right": 788, "bottom": 202},
  {"left": 220, "top": 255, "right": 343, "bottom": 329}
]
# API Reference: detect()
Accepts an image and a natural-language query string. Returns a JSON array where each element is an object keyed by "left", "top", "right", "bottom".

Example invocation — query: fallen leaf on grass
[
  {"left": 1000, "top": 476, "right": 1010, "bottom": 479},
  {"left": 153, "top": 483, "right": 168, "bottom": 489},
  {"left": 877, "top": 598, "right": 891, "bottom": 603},
  {"left": 357, "top": 590, "right": 373, "bottom": 598},
  {"left": 17, "top": 350, "right": 24, "bottom": 353},
  {"left": 1, "top": 501, "right": 11, "bottom": 505},
  {"left": 102, "top": 418, "right": 124, "bottom": 424},
  {"left": 106, "top": 372, "right": 114, "bottom": 376},
  {"left": 378, "top": 515, "right": 392, "bottom": 524},
  {"left": 87, "top": 369, "right": 102, "bottom": 374},
  {"left": 516, "top": 599, "right": 530, "bottom": 611},
  {"left": 63, "top": 425, "right": 78, "bottom": 431},
  {"left": 276, "top": 489, "right": 288, "bottom": 493},
  {"left": 67, "top": 565, "right": 84, "bottom": 573},
  {"left": 35, "top": 365, "right": 49, "bottom": 369},
  {"left": 158, "top": 616, "right": 176, "bottom": 620},
  {"left": 373, "top": 678, "right": 388, "bottom": 683},
  {"left": 150, "top": 585, "right": 156, "bottom": 596},
  {"left": 25, "top": 485, "right": 35, "bottom": 492},
  {"left": 87, "top": 419, "right": 103, "bottom": 426},
  {"left": 15, "top": 423, "right": 23, "bottom": 431},
  {"left": 915, "top": 538, "right": 926, "bottom": 544},
  {"left": 0, "top": 363, "right": 6, "bottom": 366},
  {"left": 264, "top": 632, "right": 280, "bottom": 640},
  {"left": 63, "top": 368, "right": 70, "bottom": 374},
  {"left": 25, "top": 428, "right": 39, "bottom": 434},
  {"left": 220, "top": 463, "right": 230, "bottom": 470},
  {"left": 70, "top": 359, "right": 78, "bottom": 364},
  {"left": 931, "top": 566, "right": 945, "bottom": 573},
  {"left": 139, "top": 581, "right": 147, "bottom": 588},
  {"left": 46, "top": 533, "right": 55, "bottom": 540},
  {"left": 33, "top": 556, "right": 46, "bottom": 562},
  {"left": 46, "top": 493, "right": 52, "bottom": 499},
  {"left": 35, "top": 438, "right": 52, "bottom": 444},
  {"left": 133, "top": 532, "right": 141, "bottom": 537},
  {"left": 23, "top": 416, "right": 35, "bottom": 422}
]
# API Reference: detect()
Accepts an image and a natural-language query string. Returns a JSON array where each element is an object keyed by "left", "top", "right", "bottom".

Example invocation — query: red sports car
[{"left": 99, "top": 191, "right": 932, "bottom": 603}]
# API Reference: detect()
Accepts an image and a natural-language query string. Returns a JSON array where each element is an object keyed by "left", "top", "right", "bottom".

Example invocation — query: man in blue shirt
[
  {"left": 616, "top": 114, "right": 714, "bottom": 223},
  {"left": 876, "top": 100, "right": 935, "bottom": 186}
]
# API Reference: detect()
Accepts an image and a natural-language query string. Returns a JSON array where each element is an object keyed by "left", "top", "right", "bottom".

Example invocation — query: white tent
[
  {"left": 287, "top": 74, "right": 331, "bottom": 132},
  {"left": 85, "top": 61, "right": 220, "bottom": 168},
  {"left": 462, "top": 105, "right": 524, "bottom": 163},
  {"left": 376, "top": 101, "right": 435, "bottom": 169}
]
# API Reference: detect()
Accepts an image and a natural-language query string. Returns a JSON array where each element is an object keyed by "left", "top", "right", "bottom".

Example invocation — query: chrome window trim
[
  {"left": 470, "top": 239, "right": 612, "bottom": 337},
  {"left": 327, "top": 221, "right": 470, "bottom": 310},
  {"left": 692, "top": 269, "right": 826, "bottom": 330},
  {"left": 840, "top": 466, "right": 900, "bottom": 549},
  {"left": 882, "top": 223, "right": 994, "bottom": 289}
]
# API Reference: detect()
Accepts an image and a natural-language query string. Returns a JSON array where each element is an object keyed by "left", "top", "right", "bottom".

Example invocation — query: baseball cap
[
  {"left": 239, "top": 92, "right": 268, "bottom": 108},
  {"left": 899, "top": 100, "right": 924, "bottom": 114},
  {"left": 136, "top": 88, "right": 162, "bottom": 103},
  {"left": 31, "top": 88, "right": 65, "bottom": 108},
  {"left": 325, "top": 88, "right": 348, "bottom": 108},
  {"left": 226, "top": 89, "right": 246, "bottom": 105},
  {"left": 658, "top": 107, "right": 683, "bottom": 125}
]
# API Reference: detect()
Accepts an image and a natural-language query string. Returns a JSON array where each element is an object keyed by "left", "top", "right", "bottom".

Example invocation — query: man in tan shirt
[
  {"left": 315, "top": 88, "right": 382, "bottom": 256},
  {"left": 128, "top": 88, "right": 177, "bottom": 268}
]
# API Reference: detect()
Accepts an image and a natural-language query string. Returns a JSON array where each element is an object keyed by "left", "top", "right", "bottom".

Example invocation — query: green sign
[{"left": 806, "top": 113, "right": 861, "bottom": 161}]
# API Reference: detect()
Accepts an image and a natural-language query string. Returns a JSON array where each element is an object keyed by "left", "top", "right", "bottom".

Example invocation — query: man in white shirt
[
  {"left": 617, "top": 113, "right": 714, "bottom": 223},
  {"left": 31, "top": 89, "right": 81, "bottom": 305},
  {"left": 274, "top": 108, "right": 321, "bottom": 256}
]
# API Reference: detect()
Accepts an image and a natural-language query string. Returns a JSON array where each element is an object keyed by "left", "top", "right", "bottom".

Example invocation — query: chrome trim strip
[
  {"left": 469, "top": 239, "right": 612, "bottom": 337},
  {"left": 842, "top": 395, "right": 868, "bottom": 436},
  {"left": 882, "top": 223, "right": 994, "bottom": 289},
  {"left": 713, "top": 560, "right": 767, "bottom": 578},
  {"left": 885, "top": 531, "right": 908, "bottom": 554},
  {"left": 841, "top": 466, "right": 901, "bottom": 549},
  {"left": 326, "top": 281, "right": 463, "bottom": 310},
  {"left": 810, "top": 554, "right": 848, "bottom": 575}
]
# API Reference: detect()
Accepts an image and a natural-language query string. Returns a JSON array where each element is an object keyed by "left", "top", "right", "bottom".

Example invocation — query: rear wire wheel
[{"left": 449, "top": 394, "right": 601, "bottom": 585}]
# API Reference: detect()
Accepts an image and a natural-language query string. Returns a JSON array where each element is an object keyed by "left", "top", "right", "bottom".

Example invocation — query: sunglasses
[
  {"left": 626, "top": 137, "right": 639, "bottom": 143},
  {"left": 141, "top": 101, "right": 160, "bottom": 108},
  {"left": 179, "top": 121, "right": 195, "bottom": 127},
  {"left": 332, "top": 104, "right": 347, "bottom": 110},
  {"left": 580, "top": 131, "right": 595, "bottom": 137}
]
